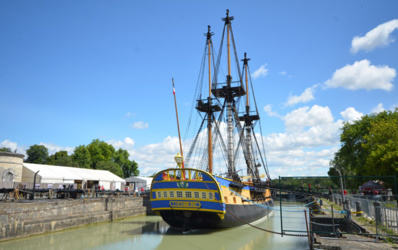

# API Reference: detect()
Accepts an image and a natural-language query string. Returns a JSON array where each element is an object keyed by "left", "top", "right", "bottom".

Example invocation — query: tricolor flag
[{"left": 172, "top": 78, "right": 175, "bottom": 95}]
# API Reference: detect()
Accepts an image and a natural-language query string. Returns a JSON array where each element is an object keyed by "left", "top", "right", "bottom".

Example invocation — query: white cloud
[
  {"left": 340, "top": 107, "right": 363, "bottom": 122},
  {"left": 371, "top": 103, "right": 385, "bottom": 114},
  {"left": 131, "top": 121, "right": 149, "bottom": 129},
  {"left": 324, "top": 60, "right": 395, "bottom": 91},
  {"left": 0, "top": 140, "right": 18, "bottom": 151},
  {"left": 39, "top": 142, "right": 74, "bottom": 155},
  {"left": 124, "top": 112, "right": 136, "bottom": 117},
  {"left": 257, "top": 105, "right": 342, "bottom": 177},
  {"left": 252, "top": 64, "right": 268, "bottom": 79},
  {"left": 284, "top": 105, "right": 334, "bottom": 131},
  {"left": 285, "top": 85, "right": 318, "bottom": 106},
  {"left": 0, "top": 140, "right": 27, "bottom": 156},
  {"left": 264, "top": 104, "right": 280, "bottom": 117},
  {"left": 108, "top": 137, "right": 135, "bottom": 150},
  {"left": 351, "top": 19, "right": 398, "bottom": 53}
]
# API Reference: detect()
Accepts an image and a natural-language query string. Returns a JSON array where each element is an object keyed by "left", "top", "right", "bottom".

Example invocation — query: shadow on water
[{"left": 119, "top": 217, "right": 221, "bottom": 236}]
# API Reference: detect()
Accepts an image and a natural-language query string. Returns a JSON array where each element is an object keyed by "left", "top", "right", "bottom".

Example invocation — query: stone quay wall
[{"left": 0, "top": 197, "right": 148, "bottom": 241}]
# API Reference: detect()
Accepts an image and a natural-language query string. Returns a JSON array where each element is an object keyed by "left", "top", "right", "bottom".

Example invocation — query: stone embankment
[{"left": 0, "top": 197, "right": 150, "bottom": 241}]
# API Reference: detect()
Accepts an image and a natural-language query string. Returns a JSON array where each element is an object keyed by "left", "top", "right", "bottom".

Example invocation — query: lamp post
[
  {"left": 174, "top": 153, "right": 183, "bottom": 168},
  {"left": 30, "top": 170, "right": 40, "bottom": 200},
  {"left": 335, "top": 168, "right": 346, "bottom": 211}
]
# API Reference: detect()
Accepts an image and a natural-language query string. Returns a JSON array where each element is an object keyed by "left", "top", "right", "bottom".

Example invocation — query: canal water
[{"left": 1, "top": 202, "right": 309, "bottom": 250}]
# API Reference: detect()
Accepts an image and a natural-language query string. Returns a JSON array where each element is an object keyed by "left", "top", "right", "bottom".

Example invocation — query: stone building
[{"left": 0, "top": 151, "right": 24, "bottom": 185}]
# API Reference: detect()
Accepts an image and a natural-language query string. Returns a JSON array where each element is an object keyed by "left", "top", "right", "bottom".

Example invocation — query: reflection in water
[{"left": 1, "top": 202, "right": 309, "bottom": 250}]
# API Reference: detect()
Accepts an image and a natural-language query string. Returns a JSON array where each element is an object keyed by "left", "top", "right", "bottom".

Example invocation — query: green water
[{"left": 0, "top": 202, "right": 310, "bottom": 250}]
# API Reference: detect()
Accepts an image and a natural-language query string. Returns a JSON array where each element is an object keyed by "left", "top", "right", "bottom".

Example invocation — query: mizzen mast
[
  {"left": 172, "top": 78, "right": 184, "bottom": 166},
  {"left": 239, "top": 52, "right": 261, "bottom": 181}
]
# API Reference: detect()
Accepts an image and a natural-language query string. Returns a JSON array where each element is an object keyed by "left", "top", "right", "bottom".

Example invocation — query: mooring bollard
[
  {"left": 374, "top": 201, "right": 382, "bottom": 224},
  {"left": 345, "top": 200, "right": 351, "bottom": 219},
  {"left": 355, "top": 201, "right": 362, "bottom": 217}
]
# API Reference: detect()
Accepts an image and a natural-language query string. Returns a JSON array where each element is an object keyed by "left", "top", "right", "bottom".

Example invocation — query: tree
[
  {"left": 362, "top": 114, "right": 398, "bottom": 177},
  {"left": 113, "top": 148, "right": 140, "bottom": 178},
  {"left": 25, "top": 145, "right": 49, "bottom": 164},
  {"left": 87, "top": 139, "right": 115, "bottom": 169},
  {"left": 96, "top": 161, "right": 123, "bottom": 178},
  {"left": 72, "top": 145, "right": 92, "bottom": 168},
  {"left": 329, "top": 108, "right": 398, "bottom": 187},
  {"left": 0, "top": 147, "right": 11, "bottom": 152},
  {"left": 48, "top": 151, "right": 75, "bottom": 167}
]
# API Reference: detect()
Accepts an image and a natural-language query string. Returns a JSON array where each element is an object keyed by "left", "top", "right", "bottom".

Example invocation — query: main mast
[
  {"left": 212, "top": 9, "right": 246, "bottom": 177},
  {"left": 225, "top": 10, "right": 235, "bottom": 176}
]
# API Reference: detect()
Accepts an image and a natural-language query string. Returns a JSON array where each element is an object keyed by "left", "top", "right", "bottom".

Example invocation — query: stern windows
[
  {"left": 208, "top": 192, "right": 213, "bottom": 200},
  {"left": 169, "top": 191, "right": 174, "bottom": 198},
  {"left": 194, "top": 192, "right": 200, "bottom": 199},
  {"left": 157, "top": 191, "right": 161, "bottom": 199},
  {"left": 185, "top": 191, "right": 192, "bottom": 198},
  {"left": 202, "top": 192, "right": 207, "bottom": 199},
  {"left": 163, "top": 191, "right": 168, "bottom": 198},
  {"left": 177, "top": 191, "right": 183, "bottom": 198}
]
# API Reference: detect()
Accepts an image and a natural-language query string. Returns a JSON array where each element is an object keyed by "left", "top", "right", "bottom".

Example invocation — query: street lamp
[
  {"left": 335, "top": 168, "right": 346, "bottom": 211},
  {"left": 174, "top": 153, "right": 183, "bottom": 168}
]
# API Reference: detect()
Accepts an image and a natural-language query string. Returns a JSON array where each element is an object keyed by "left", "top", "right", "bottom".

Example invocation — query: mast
[
  {"left": 172, "top": 78, "right": 184, "bottom": 167},
  {"left": 207, "top": 25, "right": 213, "bottom": 174},
  {"left": 242, "top": 53, "right": 253, "bottom": 177},
  {"left": 212, "top": 9, "right": 246, "bottom": 178},
  {"left": 194, "top": 25, "right": 221, "bottom": 174},
  {"left": 240, "top": 52, "right": 260, "bottom": 180},
  {"left": 225, "top": 9, "right": 235, "bottom": 175}
]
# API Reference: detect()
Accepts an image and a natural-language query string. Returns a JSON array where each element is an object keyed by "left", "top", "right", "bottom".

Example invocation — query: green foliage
[
  {"left": 72, "top": 145, "right": 92, "bottom": 168},
  {"left": 0, "top": 147, "right": 11, "bottom": 152},
  {"left": 329, "top": 108, "right": 398, "bottom": 187},
  {"left": 113, "top": 148, "right": 140, "bottom": 178},
  {"left": 96, "top": 161, "right": 123, "bottom": 178},
  {"left": 87, "top": 139, "right": 115, "bottom": 169},
  {"left": 272, "top": 177, "right": 338, "bottom": 193},
  {"left": 24, "top": 139, "right": 140, "bottom": 178},
  {"left": 49, "top": 151, "right": 76, "bottom": 167},
  {"left": 25, "top": 144, "right": 49, "bottom": 164},
  {"left": 362, "top": 114, "right": 398, "bottom": 176}
]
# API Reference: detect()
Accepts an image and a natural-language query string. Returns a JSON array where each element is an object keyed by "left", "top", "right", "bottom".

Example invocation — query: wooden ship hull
[{"left": 150, "top": 168, "right": 273, "bottom": 230}]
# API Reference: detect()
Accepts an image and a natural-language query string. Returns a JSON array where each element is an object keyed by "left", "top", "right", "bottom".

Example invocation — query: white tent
[
  {"left": 23, "top": 163, "right": 126, "bottom": 190},
  {"left": 125, "top": 176, "right": 153, "bottom": 190}
]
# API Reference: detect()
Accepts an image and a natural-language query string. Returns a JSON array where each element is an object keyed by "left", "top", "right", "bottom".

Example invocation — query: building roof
[
  {"left": 359, "top": 180, "right": 386, "bottom": 190},
  {"left": 23, "top": 163, "right": 125, "bottom": 183},
  {"left": 125, "top": 176, "right": 153, "bottom": 184}
]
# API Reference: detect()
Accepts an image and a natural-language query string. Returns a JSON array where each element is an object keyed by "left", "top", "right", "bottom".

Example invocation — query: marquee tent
[{"left": 22, "top": 163, "right": 125, "bottom": 190}]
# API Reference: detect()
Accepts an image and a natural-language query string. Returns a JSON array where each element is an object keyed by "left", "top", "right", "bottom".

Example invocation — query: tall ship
[{"left": 150, "top": 10, "right": 273, "bottom": 231}]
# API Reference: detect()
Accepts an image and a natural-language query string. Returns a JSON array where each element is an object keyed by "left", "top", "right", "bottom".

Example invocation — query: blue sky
[{"left": 1, "top": 1, "right": 397, "bottom": 177}]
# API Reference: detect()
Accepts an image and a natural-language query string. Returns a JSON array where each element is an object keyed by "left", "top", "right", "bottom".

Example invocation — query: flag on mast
[{"left": 172, "top": 78, "right": 175, "bottom": 95}]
